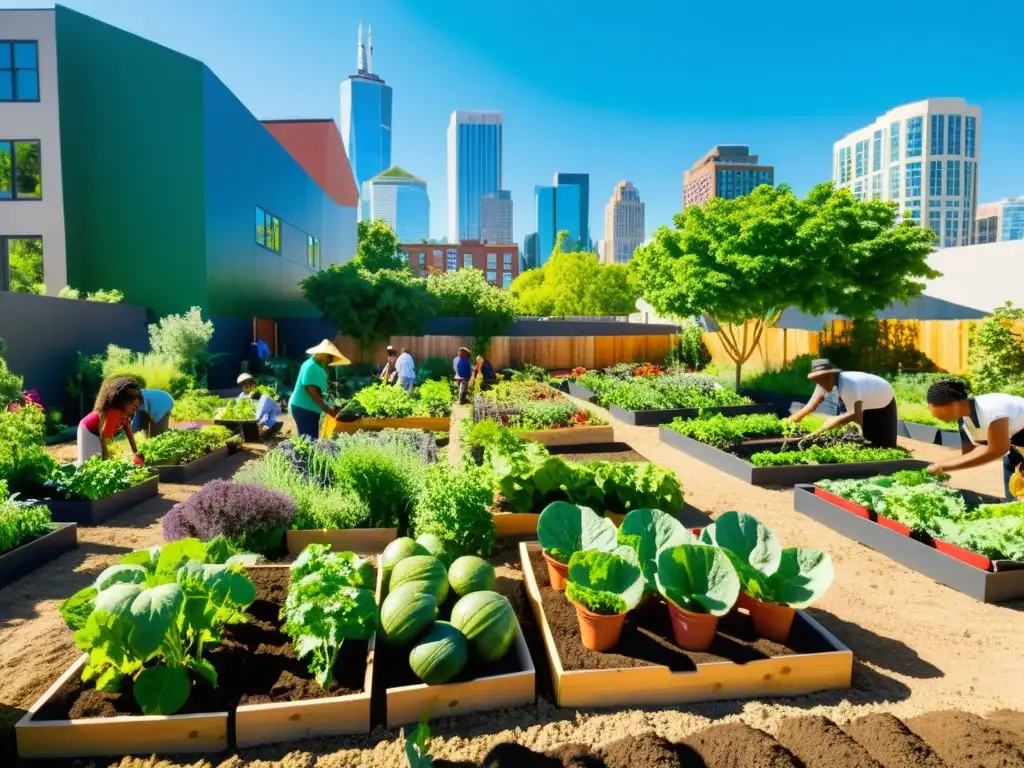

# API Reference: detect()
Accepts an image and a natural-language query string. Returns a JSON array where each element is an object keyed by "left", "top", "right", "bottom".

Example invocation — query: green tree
[
  {"left": 149, "top": 307, "right": 217, "bottom": 387},
  {"left": 301, "top": 263, "right": 436, "bottom": 360},
  {"left": 427, "top": 268, "right": 515, "bottom": 356},
  {"left": 355, "top": 219, "right": 405, "bottom": 272},
  {"left": 969, "top": 302, "right": 1024, "bottom": 393},
  {"left": 8, "top": 238, "right": 44, "bottom": 295},
  {"left": 632, "top": 183, "right": 938, "bottom": 388}
]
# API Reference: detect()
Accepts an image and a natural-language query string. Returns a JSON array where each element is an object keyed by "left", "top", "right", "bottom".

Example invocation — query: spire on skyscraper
[
  {"left": 357, "top": 22, "right": 366, "bottom": 73},
  {"left": 367, "top": 26, "right": 374, "bottom": 74}
]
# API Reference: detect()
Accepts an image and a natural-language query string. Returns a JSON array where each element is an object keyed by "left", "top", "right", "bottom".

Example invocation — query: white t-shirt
[
  {"left": 395, "top": 352, "right": 415, "bottom": 379},
  {"left": 814, "top": 371, "right": 894, "bottom": 411},
  {"left": 960, "top": 394, "right": 1024, "bottom": 445}
]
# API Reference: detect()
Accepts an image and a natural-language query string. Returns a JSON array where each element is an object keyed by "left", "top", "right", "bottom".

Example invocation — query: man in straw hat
[
  {"left": 288, "top": 339, "right": 350, "bottom": 439},
  {"left": 788, "top": 358, "right": 898, "bottom": 448}
]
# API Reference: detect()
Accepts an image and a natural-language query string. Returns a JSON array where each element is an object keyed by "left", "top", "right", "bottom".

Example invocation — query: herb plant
[
  {"left": 218, "top": 398, "right": 258, "bottom": 421},
  {"left": 137, "top": 426, "right": 230, "bottom": 465},
  {"left": 0, "top": 494, "right": 51, "bottom": 554},
  {"left": 47, "top": 456, "right": 153, "bottom": 501},
  {"left": 411, "top": 463, "right": 496, "bottom": 557}
]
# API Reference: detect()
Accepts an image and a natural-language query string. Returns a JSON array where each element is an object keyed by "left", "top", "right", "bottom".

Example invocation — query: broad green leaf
[
  {"left": 537, "top": 501, "right": 617, "bottom": 564},
  {"left": 128, "top": 583, "right": 184, "bottom": 658},
  {"left": 95, "top": 667, "right": 122, "bottom": 692},
  {"left": 204, "top": 536, "right": 236, "bottom": 564},
  {"left": 203, "top": 566, "right": 256, "bottom": 609},
  {"left": 60, "top": 587, "right": 98, "bottom": 632},
  {"left": 566, "top": 547, "right": 645, "bottom": 614},
  {"left": 119, "top": 546, "right": 161, "bottom": 571},
  {"left": 617, "top": 508, "right": 695, "bottom": 593},
  {"left": 94, "top": 582, "right": 143, "bottom": 617},
  {"left": 95, "top": 564, "right": 148, "bottom": 592},
  {"left": 700, "top": 511, "right": 781, "bottom": 579},
  {"left": 133, "top": 665, "right": 192, "bottom": 715},
  {"left": 187, "top": 656, "right": 218, "bottom": 687},
  {"left": 655, "top": 544, "right": 740, "bottom": 617},
  {"left": 764, "top": 547, "right": 834, "bottom": 608},
  {"left": 225, "top": 553, "right": 263, "bottom": 567},
  {"left": 156, "top": 539, "right": 208, "bottom": 578}
]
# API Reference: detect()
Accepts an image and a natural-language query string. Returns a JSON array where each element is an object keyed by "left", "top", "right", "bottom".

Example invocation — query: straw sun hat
[{"left": 306, "top": 339, "right": 351, "bottom": 366}]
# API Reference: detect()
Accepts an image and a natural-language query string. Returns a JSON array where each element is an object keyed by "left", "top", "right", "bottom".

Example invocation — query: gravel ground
[{"left": 2, "top": 403, "right": 1022, "bottom": 767}]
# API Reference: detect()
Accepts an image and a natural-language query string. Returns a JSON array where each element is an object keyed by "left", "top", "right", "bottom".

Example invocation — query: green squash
[
  {"left": 409, "top": 621, "right": 468, "bottom": 685},
  {"left": 380, "top": 581, "right": 438, "bottom": 645},
  {"left": 381, "top": 537, "right": 428, "bottom": 583},
  {"left": 450, "top": 590, "right": 516, "bottom": 663},
  {"left": 390, "top": 555, "right": 449, "bottom": 604},
  {"left": 448, "top": 556, "right": 496, "bottom": 598}
]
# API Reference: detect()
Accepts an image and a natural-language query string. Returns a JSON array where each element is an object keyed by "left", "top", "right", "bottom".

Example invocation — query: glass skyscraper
[
  {"left": 340, "top": 24, "right": 392, "bottom": 220},
  {"left": 554, "top": 172, "right": 590, "bottom": 249},
  {"left": 363, "top": 166, "right": 430, "bottom": 243},
  {"left": 447, "top": 110, "right": 502, "bottom": 242},
  {"left": 535, "top": 173, "right": 589, "bottom": 265}
]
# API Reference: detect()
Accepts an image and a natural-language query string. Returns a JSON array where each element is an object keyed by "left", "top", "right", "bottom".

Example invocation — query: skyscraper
[
  {"left": 682, "top": 146, "right": 773, "bottom": 209},
  {"left": 523, "top": 232, "right": 539, "bottom": 272},
  {"left": 340, "top": 24, "right": 392, "bottom": 220},
  {"left": 534, "top": 172, "right": 589, "bottom": 265},
  {"left": 480, "top": 190, "right": 513, "bottom": 243},
  {"left": 603, "top": 181, "right": 645, "bottom": 264},
  {"left": 363, "top": 166, "right": 430, "bottom": 242},
  {"left": 832, "top": 98, "right": 981, "bottom": 248},
  {"left": 974, "top": 197, "right": 1024, "bottom": 244},
  {"left": 554, "top": 172, "right": 590, "bottom": 249},
  {"left": 447, "top": 110, "right": 502, "bottom": 242}
]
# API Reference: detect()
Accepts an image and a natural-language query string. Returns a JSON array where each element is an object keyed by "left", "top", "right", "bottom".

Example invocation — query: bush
[
  {"left": 149, "top": 307, "right": 216, "bottom": 387},
  {"left": 666, "top": 319, "right": 711, "bottom": 371},
  {"left": 102, "top": 345, "right": 193, "bottom": 397},
  {"left": 0, "top": 338, "right": 25, "bottom": 409},
  {"left": 331, "top": 440, "right": 424, "bottom": 529},
  {"left": 172, "top": 391, "right": 228, "bottom": 421},
  {"left": 412, "top": 463, "right": 496, "bottom": 558},
  {"left": 0, "top": 403, "right": 57, "bottom": 492},
  {"left": 58, "top": 286, "right": 124, "bottom": 303},
  {"left": 417, "top": 379, "right": 453, "bottom": 417},
  {"left": 162, "top": 479, "right": 295, "bottom": 554},
  {"left": 969, "top": 302, "right": 1024, "bottom": 394},
  {"left": 741, "top": 354, "right": 816, "bottom": 397},
  {"left": 417, "top": 356, "right": 451, "bottom": 382}
]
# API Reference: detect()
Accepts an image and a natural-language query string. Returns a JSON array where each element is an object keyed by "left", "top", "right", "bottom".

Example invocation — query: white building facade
[
  {"left": 603, "top": 180, "right": 645, "bottom": 264},
  {"left": 832, "top": 98, "right": 981, "bottom": 248}
]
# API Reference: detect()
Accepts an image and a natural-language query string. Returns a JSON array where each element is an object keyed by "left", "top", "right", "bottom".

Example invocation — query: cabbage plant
[
  {"left": 566, "top": 547, "right": 645, "bottom": 615},
  {"left": 655, "top": 544, "right": 740, "bottom": 615},
  {"left": 616, "top": 508, "right": 694, "bottom": 594},
  {"left": 537, "top": 501, "right": 617, "bottom": 564}
]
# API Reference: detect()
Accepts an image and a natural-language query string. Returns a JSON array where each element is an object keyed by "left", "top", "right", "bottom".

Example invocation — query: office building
[
  {"left": 447, "top": 110, "right": 502, "bottom": 242},
  {"left": 603, "top": 181, "right": 645, "bottom": 264},
  {"left": 523, "top": 232, "right": 539, "bottom": 272},
  {"left": 480, "top": 190, "right": 513, "bottom": 244},
  {"left": 362, "top": 166, "right": 429, "bottom": 242},
  {"left": 832, "top": 98, "right": 981, "bottom": 248},
  {"left": 399, "top": 240, "right": 519, "bottom": 288},
  {"left": 683, "top": 146, "right": 773, "bottom": 209},
  {"left": 554, "top": 172, "right": 590, "bottom": 249},
  {"left": 974, "top": 197, "right": 1024, "bottom": 244},
  {"left": 340, "top": 24, "right": 392, "bottom": 220},
  {"left": 535, "top": 173, "right": 590, "bottom": 265}
]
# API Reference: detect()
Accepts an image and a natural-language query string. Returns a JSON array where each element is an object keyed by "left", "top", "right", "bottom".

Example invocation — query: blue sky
[{"left": 7, "top": 0, "right": 1024, "bottom": 246}]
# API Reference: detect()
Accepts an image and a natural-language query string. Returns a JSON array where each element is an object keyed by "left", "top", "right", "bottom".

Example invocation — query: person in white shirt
[
  {"left": 924, "top": 379, "right": 1024, "bottom": 500},
  {"left": 788, "top": 358, "right": 898, "bottom": 447},
  {"left": 395, "top": 348, "right": 416, "bottom": 393}
]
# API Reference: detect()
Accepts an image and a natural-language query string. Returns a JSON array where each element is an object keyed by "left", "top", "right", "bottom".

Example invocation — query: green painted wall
[{"left": 56, "top": 6, "right": 208, "bottom": 317}]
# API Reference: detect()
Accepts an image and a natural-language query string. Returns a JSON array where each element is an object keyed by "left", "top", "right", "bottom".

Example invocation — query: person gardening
[
  {"left": 453, "top": 347, "right": 473, "bottom": 404},
  {"left": 380, "top": 345, "right": 399, "bottom": 386},
  {"left": 132, "top": 388, "right": 175, "bottom": 438},
  {"left": 788, "top": 358, "right": 898, "bottom": 448},
  {"left": 923, "top": 379, "right": 1024, "bottom": 500},
  {"left": 237, "top": 372, "right": 257, "bottom": 399},
  {"left": 395, "top": 348, "right": 416, "bottom": 393},
  {"left": 289, "top": 339, "right": 348, "bottom": 440},
  {"left": 77, "top": 376, "right": 143, "bottom": 466},
  {"left": 470, "top": 355, "right": 497, "bottom": 392},
  {"left": 237, "top": 373, "right": 283, "bottom": 439}
]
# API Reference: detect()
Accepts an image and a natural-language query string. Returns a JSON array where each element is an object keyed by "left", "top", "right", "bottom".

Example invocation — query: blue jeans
[
  {"left": 290, "top": 405, "right": 322, "bottom": 440},
  {"left": 1004, "top": 450, "right": 1022, "bottom": 501}
]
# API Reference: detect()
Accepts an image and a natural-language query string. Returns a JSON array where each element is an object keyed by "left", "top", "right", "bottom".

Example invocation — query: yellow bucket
[{"left": 1011, "top": 447, "right": 1024, "bottom": 499}]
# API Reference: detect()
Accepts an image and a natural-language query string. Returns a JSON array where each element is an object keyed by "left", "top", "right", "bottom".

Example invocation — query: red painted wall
[{"left": 262, "top": 120, "right": 360, "bottom": 209}]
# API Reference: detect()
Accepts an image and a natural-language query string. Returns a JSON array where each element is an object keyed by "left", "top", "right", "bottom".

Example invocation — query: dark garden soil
[
  {"left": 599, "top": 732, "right": 694, "bottom": 767},
  {"left": 549, "top": 442, "right": 650, "bottom": 463},
  {"left": 527, "top": 549, "right": 833, "bottom": 671},
  {"left": 842, "top": 712, "right": 949, "bottom": 768},
  {"left": 905, "top": 710, "right": 1024, "bottom": 767},
  {"left": 32, "top": 567, "right": 367, "bottom": 721},
  {"left": 683, "top": 722, "right": 802, "bottom": 768},
  {"left": 775, "top": 715, "right": 883, "bottom": 768}
]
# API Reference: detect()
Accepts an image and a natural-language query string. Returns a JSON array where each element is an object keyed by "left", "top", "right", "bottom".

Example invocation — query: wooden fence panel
[{"left": 703, "top": 325, "right": 819, "bottom": 372}]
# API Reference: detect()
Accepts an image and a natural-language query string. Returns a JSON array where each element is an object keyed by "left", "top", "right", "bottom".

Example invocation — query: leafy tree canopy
[
  {"left": 355, "top": 219, "right": 406, "bottom": 272},
  {"left": 427, "top": 268, "right": 516, "bottom": 356}
]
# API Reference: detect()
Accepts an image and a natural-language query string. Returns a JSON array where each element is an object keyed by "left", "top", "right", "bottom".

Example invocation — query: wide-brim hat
[
  {"left": 236, "top": 373, "right": 254, "bottom": 385},
  {"left": 306, "top": 339, "right": 351, "bottom": 366},
  {"left": 808, "top": 358, "right": 841, "bottom": 378}
]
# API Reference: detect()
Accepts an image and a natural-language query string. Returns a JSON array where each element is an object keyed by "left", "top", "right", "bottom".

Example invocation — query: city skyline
[{"left": 447, "top": 109, "right": 503, "bottom": 242}]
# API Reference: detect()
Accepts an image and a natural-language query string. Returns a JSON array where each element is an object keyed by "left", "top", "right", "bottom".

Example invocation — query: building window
[
  {"left": 255, "top": 207, "right": 281, "bottom": 252},
  {"left": 853, "top": 181, "right": 863, "bottom": 200},
  {"left": 502, "top": 273, "right": 512, "bottom": 289},
  {"left": 947, "top": 115, "right": 962, "bottom": 155},
  {"left": 928, "top": 161, "right": 943, "bottom": 197},
  {"left": 418, "top": 252, "right": 426, "bottom": 266},
  {"left": 964, "top": 160, "right": 974, "bottom": 203},
  {"left": 486, "top": 252, "right": 497, "bottom": 269},
  {"left": 929, "top": 115, "right": 944, "bottom": 156},
  {"left": 904, "top": 162, "right": 922, "bottom": 198},
  {"left": 906, "top": 117, "right": 923, "bottom": 158},
  {"left": 486, "top": 270, "right": 496, "bottom": 283},
  {"left": 446, "top": 248, "right": 458, "bottom": 271},
  {"left": 0, "top": 42, "right": 39, "bottom": 102},
  {"left": 890, "top": 121, "right": 900, "bottom": 162},
  {"left": 0, "top": 140, "right": 41, "bottom": 199},
  {"left": 872, "top": 130, "right": 882, "bottom": 172},
  {"left": 837, "top": 147, "right": 850, "bottom": 184},
  {"left": 855, "top": 140, "right": 868, "bottom": 178},
  {"left": 871, "top": 173, "right": 882, "bottom": 200},
  {"left": 965, "top": 116, "right": 976, "bottom": 158},
  {"left": 306, "top": 235, "right": 320, "bottom": 269},
  {"left": 463, "top": 253, "right": 472, "bottom": 268},
  {"left": 928, "top": 210, "right": 942, "bottom": 238},
  {"left": 503, "top": 252, "right": 512, "bottom": 268},
  {"left": 944, "top": 210, "right": 959, "bottom": 247},
  {"left": 1, "top": 236, "right": 43, "bottom": 293},
  {"left": 889, "top": 166, "right": 900, "bottom": 199},
  {"left": 946, "top": 160, "right": 961, "bottom": 196}
]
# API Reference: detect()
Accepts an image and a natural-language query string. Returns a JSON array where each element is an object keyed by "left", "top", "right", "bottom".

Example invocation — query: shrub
[
  {"left": 0, "top": 338, "right": 25, "bottom": 409},
  {"left": 149, "top": 307, "right": 217, "bottom": 387},
  {"left": 332, "top": 441, "right": 424, "bottom": 529},
  {"left": 173, "top": 391, "right": 228, "bottom": 421},
  {"left": 58, "top": 286, "right": 124, "bottom": 303},
  {"left": 162, "top": 479, "right": 295, "bottom": 553},
  {"left": 417, "top": 379, "right": 453, "bottom": 417},
  {"left": 353, "top": 383, "right": 416, "bottom": 418},
  {"left": 102, "top": 345, "right": 193, "bottom": 397},
  {"left": 0, "top": 496, "right": 51, "bottom": 554},
  {"left": 0, "top": 403, "right": 57, "bottom": 491},
  {"left": 417, "top": 356, "right": 451, "bottom": 382},
  {"left": 969, "top": 302, "right": 1024, "bottom": 394},
  {"left": 666, "top": 319, "right": 711, "bottom": 371},
  {"left": 412, "top": 463, "right": 496, "bottom": 558},
  {"left": 741, "top": 354, "right": 816, "bottom": 398}
]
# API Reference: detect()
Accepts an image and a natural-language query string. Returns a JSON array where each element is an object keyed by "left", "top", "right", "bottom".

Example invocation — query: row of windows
[
  {"left": 254, "top": 206, "right": 321, "bottom": 269},
  {"left": 846, "top": 113, "right": 978, "bottom": 181},
  {"left": 0, "top": 140, "right": 41, "bottom": 199},
  {"left": 0, "top": 41, "right": 39, "bottom": 102}
]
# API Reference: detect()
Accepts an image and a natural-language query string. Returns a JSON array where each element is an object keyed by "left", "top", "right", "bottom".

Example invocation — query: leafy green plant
[
  {"left": 969, "top": 302, "right": 1024, "bottom": 393},
  {"left": 415, "top": 379, "right": 453, "bottom": 417},
  {"left": 404, "top": 718, "right": 434, "bottom": 768},
  {"left": 172, "top": 391, "right": 229, "bottom": 421},
  {"left": 616, "top": 508, "right": 693, "bottom": 594},
  {"left": 218, "top": 398, "right": 258, "bottom": 421},
  {"left": 0, "top": 495, "right": 51, "bottom": 554},
  {"left": 741, "top": 355, "right": 816, "bottom": 398},
  {"left": 412, "top": 464, "right": 496, "bottom": 558},
  {"left": 667, "top": 412, "right": 814, "bottom": 450},
  {"left": 0, "top": 337, "right": 25, "bottom": 409},
  {"left": 47, "top": 456, "right": 152, "bottom": 501},
  {"left": 566, "top": 547, "right": 645, "bottom": 615},
  {"left": 537, "top": 501, "right": 617, "bottom": 564},
  {"left": 0, "top": 402, "right": 58, "bottom": 492},
  {"left": 101, "top": 345, "right": 193, "bottom": 397},
  {"left": 748, "top": 444, "right": 908, "bottom": 467},
  {"left": 594, "top": 372, "right": 751, "bottom": 412},
  {"left": 149, "top": 307, "right": 218, "bottom": 388},
  {"left": 137, "top": 426, "right": 229, "bottom": 465},
  {"left": 655, "top": 543, "right": 740, "bottom": 615}
]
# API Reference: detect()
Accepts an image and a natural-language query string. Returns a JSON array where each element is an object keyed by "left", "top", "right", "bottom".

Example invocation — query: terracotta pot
[
  {"left": 542, "top": 550, "right": 569, "bottom": 591},
  {"left": 665, "top": 599, "right": 718, "bottom": 651},
  {"left": 573, "top": 601, "right": 626, "bottom": 651},
  {"left": 736, "top": 591, "right": 757, "bottom": 615},
  {"left": 747, "top": 597, "right": 796, "bottom": 643}
]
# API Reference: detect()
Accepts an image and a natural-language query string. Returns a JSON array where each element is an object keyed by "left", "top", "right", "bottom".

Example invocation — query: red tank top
[{"left": 81, "top": 409, "right": 126, "bottom": 439}]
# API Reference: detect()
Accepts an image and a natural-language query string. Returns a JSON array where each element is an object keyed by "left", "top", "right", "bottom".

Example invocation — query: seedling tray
[
  {"left": 794, "top": 485, "right": 1024, "bottom": 603},
  {"left": 0, "top": 523, "right": 78, "bottom": 589},
  {"left": 517, "top": 424, "right": 615, "bottom": 447},
  {"left": 897, "top": 420, "right": 960, "bottom": 448},
  {"left": 519, "top": 542, "right": 851, "bottom": 709},
  {"left": 658, "top": 428, "right": 927, "bottom": 487},
  {"left": 45, "top": 476, "right": 160, "bottom": 526},
  {"left": 609, "top": 402, "right": 777, "bottom": 427},
  {"left": 152, "top": 446, "right": 229, "bottom": 484},
  {"left": 285, "top": 527, "right": 398, "bottom": 555}
]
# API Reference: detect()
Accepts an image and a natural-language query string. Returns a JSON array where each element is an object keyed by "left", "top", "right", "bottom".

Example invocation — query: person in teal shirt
[
  {"left": 289, "top": 339, "right": 349, "bottom": 439},
  {"left": 132, "top": 389, "right": 175, "bottom": 437}
]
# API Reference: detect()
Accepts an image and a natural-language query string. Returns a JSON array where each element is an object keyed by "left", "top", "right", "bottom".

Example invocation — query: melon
[
  {"left": 409, "top": 621, "right": 468, "bottom": 685},
  {"left": 416, "top": 533, "right": 454, "bottom": 566},
  {"left": 381, "top": 537, "right": 428, "bottom": 582},
  {"left": 380, "top": 581, "right": 438, "bottom": 645},
  {"left": 450, "top": 591, "right": 516, "bottom": 662},
  {"left": 390, "top": 555, "right": 449, "bottom": 604},
  {"left": 448, "top": 556, "right": 496, "bottom": 597}
]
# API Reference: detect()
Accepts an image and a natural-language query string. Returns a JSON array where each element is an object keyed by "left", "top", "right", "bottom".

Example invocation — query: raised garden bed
[
  {"left": 151, "top": 446, "right": 229, "bottom": 484},
  {"left": 898, "top": 420, "right": 960, "bottom": 448},
  {"left": 519, "top": 542, "right": 852, "bottom": 708},
  {"left": 45, "top": 476, "right": 160, "bottom": 526},
  {"left": 609, "top": 401, "right": 777, "bottom": 427},
  {"left": 0, "top": 523, "right": 78, "bottom": 589},
  {"left": 517, "top": 424, "right": 615, "bottom": 447},
  {"left": 565, "top": 381, "right": 598, "bottom": 402},
  {"left": 794, "top": 485, "right": 1024, "bottom": 603},
  {"left": 16, "top": 566, "right": 373, "bottom": 758},
  {"left": 285, "top": 527, "right": 398, "bottom": 555},
  {"left": 214, "top": 418, "right": 262, "bottom": 443},
  {"left": 658, "top": 427, "right": 926, "bottom": 487},
  {"left": 325, "top": 416, "right": 451, "bottom": 435}
]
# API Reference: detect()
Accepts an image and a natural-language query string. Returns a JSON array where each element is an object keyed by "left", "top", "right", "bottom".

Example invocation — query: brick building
[{"left": 399, "top": 240, "right": 519, "bottom": 288}]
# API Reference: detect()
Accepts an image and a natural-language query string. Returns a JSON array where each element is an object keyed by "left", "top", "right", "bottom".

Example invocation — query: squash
[
  {"left": 448, "top": 556, "right": 496, "bottom": 598},
  {"left": 409, "top": 621, "right": 468, "bottom": 685},
  {"left": 450, "top": 591, "right": 516, "bottom": 662},
  {"left": 416, "top": 533, "right": 454, "bottom": 566},
  {"left": 381, "top": 537, "right": 428, "bottom": 583},
  {"left": 380, "top": 581, "right": 438, "bottom": 645},
  {"left": 390, "top": 555, "right": 449, "bottom": 604}
]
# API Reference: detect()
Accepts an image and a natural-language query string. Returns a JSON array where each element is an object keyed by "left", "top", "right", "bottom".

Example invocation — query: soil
[
  {"left": 775, "top": 714, "right": 883, "bottom": 767},
  {"left": 905, "top": 710, "right": 1024, "bottom": 767},
  {"left": 527, "top": 548, "right": 831, "bottom": 671},
  {"left": 843, "top": 712, "right": 948, "bottom": 768},
  {"left": 987, "top": 709, "right": 1024, "bottom": 741},
  {"left": 684, "top": 722, "right": 801, "bottom": 768},
  {"left": 548, "top": 443, "right": 649, "bottom": 463},
  {"left": 599, "top": 732, "right": 691, "bottom": 767}
]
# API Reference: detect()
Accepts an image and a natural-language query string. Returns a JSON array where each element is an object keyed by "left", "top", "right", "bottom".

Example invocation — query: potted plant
[
  {"left": 655, "top": 544, "right": 740, "bottom": 651},
  {"left": 701, "top": 511, "right": 834, "bottom": 642},
  {"left": 616, "top": 507, "right": 692, "bottom": 604},
  {"left": 565, "top": 547, "right": 644, "bottom": 651},
  {"left": 537, "top": 502, "right": 617, "bottom": 591}
]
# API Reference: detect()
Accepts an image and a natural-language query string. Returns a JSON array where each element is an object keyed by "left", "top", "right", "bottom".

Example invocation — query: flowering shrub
[
  {"left": 570, "top": 367, "right": 588, "bottom": 380},
  {"left": 162, "top": 479, "right": 295, "bottom": 554},
  {"left": 632, "top": 364, "right": 665, "bottom": 377}
]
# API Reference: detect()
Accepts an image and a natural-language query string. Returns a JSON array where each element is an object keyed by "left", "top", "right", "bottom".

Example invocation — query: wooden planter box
[
  {"left": 215, "top": 419, "right": 261, "bottom": 443},
  {"left": 327, "top": 416, "right": 452, "bottom": 435},
  {"left": 520, "top": 542, "right": 851, "bottom": 708},
  {"left": 566, "top": 382, "right": 598, "bottom": 402},
  {"left": 45, "top": 476, "right": 160, "bottom": 526},
  {"left": 492, "top": 511, "right": 626, "bottom": 538},
  {"left": 658, "top": 427, "right": 927, "bottom": 487},
  {"left": 285, "top": 527, "right": 398, "bottom": 555},
  {"left": 0, "top": 523, "right": 78, "bottom": 589},
  {"left": 16, "top": 655, "right": 229, "bottom": 758},
  {"left": 152, "top": 446, "right": 229, "bottom": 484},
  {"left": 609, "top": 402, "right": 777, "bottom": 427},
  {"left": 794, "top": 485, "right": 1024, "bottom": 603},
  {"left": 517, "top": 424, "right": 615, "bottom": 447}
]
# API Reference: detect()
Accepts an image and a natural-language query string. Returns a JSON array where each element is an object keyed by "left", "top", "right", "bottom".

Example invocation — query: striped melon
[
  {"left": 409, "top": 621, "right": 468, "bottom": 685},
  {"left": 390, "top": 555, "right": 449, "bottom": 604},
  {"left": 450, "top": 590, "right": 516, "bottom": 662}
]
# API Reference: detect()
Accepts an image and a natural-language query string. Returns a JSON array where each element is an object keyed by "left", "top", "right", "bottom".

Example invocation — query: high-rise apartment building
[
  {"left": 363, "top": 166, "right": 429, "bottom": 242},
  {"left": 603, "top": 181, "right": 645, "bottom": 264},
  {"left": 480, "top": 190, "right": 513, "bottom": 244},
  {"left": 682, "top": 146, "right": 773, "bottom": 209},
  {"left": 832, "top": 98, "right": 981, "bottom": 248},
  {"left": 447, "top": 110, "right": 502, "bottom": 242},
  {"left": 974, "top": 198, "right": 1024, "bottom": 244},
  {"left": 399, "top": 241, "right": 519, "bottom": 288},
  {"left": 340, "top": 24, "right": 392, "bottom": 220},
  {"left": 535, "top": 173, "right": 590, "bottom": 265}
]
